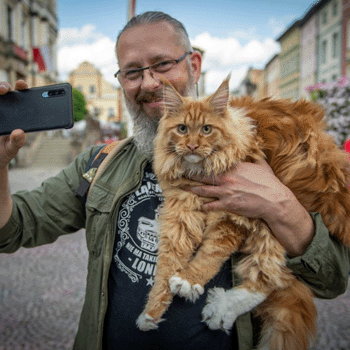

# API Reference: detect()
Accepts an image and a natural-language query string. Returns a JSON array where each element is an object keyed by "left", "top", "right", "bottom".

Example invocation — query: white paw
[
  {"left": 202, "top": 287, "right": 266, "bottom": 334},
  {"left": 202, "top": 287, "right": 237, "bottom": 334},
  {"left": 136, "top": 312, "right": 162, "bottom": 331},
  {"left": 169, "top": 275, "right": 204, "bottom": 302}
]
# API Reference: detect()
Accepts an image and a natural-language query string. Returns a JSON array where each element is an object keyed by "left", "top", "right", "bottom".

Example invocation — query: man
[{"left": 0, "top": 11, "right": 349, "bottom": 350}]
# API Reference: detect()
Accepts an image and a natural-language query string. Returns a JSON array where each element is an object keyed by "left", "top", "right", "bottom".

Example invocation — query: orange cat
[{"left": 136, "top": 76, "right": 350, "bottom": 350}]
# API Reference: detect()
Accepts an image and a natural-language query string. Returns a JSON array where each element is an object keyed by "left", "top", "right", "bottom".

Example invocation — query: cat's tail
[{"left": 255, "top": 279, "right": 317, "bottom": 350}]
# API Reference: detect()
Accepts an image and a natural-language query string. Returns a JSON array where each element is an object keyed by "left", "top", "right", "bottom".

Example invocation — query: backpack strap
[{"left": 76, "top": 137, "right": 133, "bottom": 202}]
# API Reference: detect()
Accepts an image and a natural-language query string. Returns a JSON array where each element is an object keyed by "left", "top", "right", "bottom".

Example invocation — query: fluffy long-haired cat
[{"left": 136, "top": 76, "right": 350, "bottom": 350}]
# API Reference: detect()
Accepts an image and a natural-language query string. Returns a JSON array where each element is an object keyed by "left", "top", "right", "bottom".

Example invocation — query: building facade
[
  {"left": 264, "top": 54, "right": 280, "bottom": 99},
  {"left": 232, "top": 0, "right": 350, "bottom": 100},
  {"left": 300, "top": 12, "right": 319, "bottom": 98},
  {"left": 0, "top": 0, "right": 58, "bottom": 87},
  {"left": 277, "top": 20, "right": 302, "bottom": 100},
  {"left": 234, "top": 67, "right": 264, "bottom": 97},
  {"left": 317, "top": 0, "right": 343, "bottom": 83},
  {"left": 69, "top": 61, "right": 125, "bottom": 123},
  {"left": 342, "top": 0, "right": 350, "bottom": 76}
]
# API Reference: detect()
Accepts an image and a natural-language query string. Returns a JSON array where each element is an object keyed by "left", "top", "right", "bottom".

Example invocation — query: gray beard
[{"left": 125, "top": 83, "right": 197, "bottom": 161}]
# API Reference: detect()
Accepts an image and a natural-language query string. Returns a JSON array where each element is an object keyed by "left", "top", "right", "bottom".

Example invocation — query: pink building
[
  {"left": 299, "top": 0, "right": 334, "bottom": 98},
  {"left": 300, "top": 14, "right": 319, "bottom": 99},
  {"left": 342, "top": 0, "right": 350, "bottom": 76}
]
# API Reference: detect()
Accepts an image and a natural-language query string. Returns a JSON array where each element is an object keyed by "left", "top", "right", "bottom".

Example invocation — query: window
[
  {"left": 0, "top": 70, "right": 9, "bottom": 83},
  {"left": 93, "top": 107, "right": 100, "bottom": 116},
  {"left": 21, "top": 19, "right": 28, "bottom": 49},
  {"left": 108, "top": 108, "right": 114, "bottom": 117},
  {"left": 348, "top": 19, "right": 350, "bottom": 49},
  {"left": 7, "top": 6, "right": 13, "bottom": 41},
  {"left": 332, "top": 32, "right": 339, "bottom": 58},
  {"left": 89, "top": 85, "right": 96, "bottom": 94},
  {"left": 322, "top": 11, "right": 328, "bottom": 25},
  {"left": 321, "top": 40, "right": 327, "bottom": 64},
  {"left": 332, "top": 1, "right": 338, "bottom": 17},
  {"left": 332, "top": 74, "right": 338, "bottom": 82},
  {"left": 76, "top": 85, "right": 83, "bottom": 92}
]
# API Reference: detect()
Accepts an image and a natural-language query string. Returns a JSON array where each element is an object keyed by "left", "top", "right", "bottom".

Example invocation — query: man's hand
[
  {"left": 187, "top": 159, "right": 315, "bottom": 257},
  {"left": 0, "top": 81, "right": 28, "bottom": 169},
  {"left": 188, "top": 159, "right": 283, "bottom": 219}
]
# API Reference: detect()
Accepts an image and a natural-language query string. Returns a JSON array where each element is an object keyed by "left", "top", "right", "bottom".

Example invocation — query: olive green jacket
[{"left": 0, "top": 138, "right": 349, "bottom": 350}]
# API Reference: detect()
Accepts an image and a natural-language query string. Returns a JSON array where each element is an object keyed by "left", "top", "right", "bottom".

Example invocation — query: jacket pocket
[{"left": 85, "top": 184, "right": 115, "bottom": 256}]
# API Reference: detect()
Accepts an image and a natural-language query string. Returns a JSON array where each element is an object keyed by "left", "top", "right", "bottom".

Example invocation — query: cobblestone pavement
[
  {"left": 0, "top": 229, "right": 88, "bottom": 350},
  {"left": 1, "top": 167, "right": 350, "bottom": 349}
]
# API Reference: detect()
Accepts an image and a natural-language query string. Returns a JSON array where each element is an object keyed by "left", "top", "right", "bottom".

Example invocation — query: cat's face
[{"left": 154, "top": 77, "right": 261, "bottom": 179}]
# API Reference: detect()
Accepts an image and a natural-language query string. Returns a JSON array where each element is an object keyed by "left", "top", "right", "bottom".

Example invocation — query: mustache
[{"left": 135, "top": 90, "right": 163, "bottom": 104}]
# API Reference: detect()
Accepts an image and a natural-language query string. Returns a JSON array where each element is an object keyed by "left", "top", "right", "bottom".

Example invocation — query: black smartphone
[{"left": 0, "top": 83, "right": 74, "bottom": 136}]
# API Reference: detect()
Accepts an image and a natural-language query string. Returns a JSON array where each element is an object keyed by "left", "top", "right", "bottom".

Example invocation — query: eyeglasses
[{"left": 114, "top": 51, "right": 192, "bottom": 84}]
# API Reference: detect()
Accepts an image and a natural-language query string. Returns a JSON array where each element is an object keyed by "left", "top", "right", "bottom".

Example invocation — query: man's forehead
[{"left": 117, "top": 21, "right": 183, "bottom": 63}]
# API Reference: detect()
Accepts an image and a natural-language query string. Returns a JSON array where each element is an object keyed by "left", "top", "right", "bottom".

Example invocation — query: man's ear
[
  {"left": 189, "top": 50, "right": 202, "bottom": 84},
  {"left": 162, "top": 79, "right": 184, "bottom": 116},
  {"left": 208, "top": 73, "right": 231, "bottom": 115}
]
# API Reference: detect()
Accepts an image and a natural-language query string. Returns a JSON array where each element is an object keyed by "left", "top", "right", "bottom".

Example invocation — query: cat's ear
[
  {"left": 162, "top": 79, "right": 184, "bottom": 116},
  {"left": 208, "top": 73, "right": 231, "bottom": 115}
]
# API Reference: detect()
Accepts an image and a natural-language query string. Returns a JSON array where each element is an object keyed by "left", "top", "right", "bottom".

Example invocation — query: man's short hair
[{"left": 116, "top": 11, "right": 193, "bottom": 53}]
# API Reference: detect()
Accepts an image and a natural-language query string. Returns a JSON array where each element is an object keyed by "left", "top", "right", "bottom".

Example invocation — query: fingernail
[{"left": 0, "top": 84, "right": 9, "bottom": 91}]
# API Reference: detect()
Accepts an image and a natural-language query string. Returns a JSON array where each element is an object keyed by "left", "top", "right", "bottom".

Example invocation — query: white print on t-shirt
[
  {"left": 137, "top": 216, "right": 159, "bottom": 253},
  {"left": 113, "top": 171, "right": 163, "bottom": 287}
]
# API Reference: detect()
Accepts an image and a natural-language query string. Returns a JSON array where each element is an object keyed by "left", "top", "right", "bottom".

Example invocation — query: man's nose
[{"left": 140, "top": 69, "right": 161, "bottom": 90}]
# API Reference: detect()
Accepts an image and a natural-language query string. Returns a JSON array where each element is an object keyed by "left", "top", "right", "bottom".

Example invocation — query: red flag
[
  {"left": 32, "top": 46, "right": 53, "bottom": 72},
  {"left": 344, "top": 139, "right": 350, "bottom": 153}
]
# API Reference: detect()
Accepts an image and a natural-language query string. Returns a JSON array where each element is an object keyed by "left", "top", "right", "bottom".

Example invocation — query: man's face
[{"left": 116, "top": 21, "right": 201, "bottom": 121}]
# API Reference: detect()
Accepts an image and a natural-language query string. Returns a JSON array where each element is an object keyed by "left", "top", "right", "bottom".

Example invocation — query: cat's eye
[
  {"left": 201, "top": 125, "right": 212, "bottom": 134},
  {"left": 177, "top": 124, "right": 188, "bottom": 134}
]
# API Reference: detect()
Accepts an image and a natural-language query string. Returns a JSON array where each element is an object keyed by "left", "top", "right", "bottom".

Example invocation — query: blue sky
[{"left": 57, "top": 0, "right": 319, "bottom": 92}]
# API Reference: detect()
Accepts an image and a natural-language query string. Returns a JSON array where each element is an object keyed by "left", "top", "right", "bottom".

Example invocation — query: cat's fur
[{"left": 136, "top": 76, "right": 350, "bottom": 350}]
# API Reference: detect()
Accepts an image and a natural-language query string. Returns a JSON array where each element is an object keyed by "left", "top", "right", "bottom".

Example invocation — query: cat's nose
[{"left": 187, "top": 144, "right": 198, "bottom": 152}]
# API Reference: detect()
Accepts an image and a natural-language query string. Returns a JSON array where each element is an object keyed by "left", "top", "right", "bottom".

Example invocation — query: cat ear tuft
[
  {"left": 208, "top": 73, "right": 231, "bottom": 115},
  {"left": 162, "top": 78, "right": 184, "bottom": 116}
]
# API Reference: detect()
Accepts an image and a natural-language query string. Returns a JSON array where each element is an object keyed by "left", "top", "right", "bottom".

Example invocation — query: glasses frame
[{"left": 114, "top": 51, "right": 193, "bottom": 81}]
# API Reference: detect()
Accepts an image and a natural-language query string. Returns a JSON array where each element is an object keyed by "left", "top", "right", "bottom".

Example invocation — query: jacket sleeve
[
  {"left": 0, "top": 145, "right": 99, "bottom": 253},
  {"left": 287, "top": 212, "right": 350, "bottom": 299}
]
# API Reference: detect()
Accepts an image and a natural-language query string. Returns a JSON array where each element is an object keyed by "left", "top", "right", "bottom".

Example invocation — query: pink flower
[{"left": 336, "top": 76, "right": 350, "bottom": 87}]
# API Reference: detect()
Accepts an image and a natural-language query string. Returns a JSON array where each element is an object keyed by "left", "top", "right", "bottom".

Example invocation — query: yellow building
[
  {"left": 0, "top": 0, "right": 58, "bottom": 87},
  {"left": 265, "top": 54, "right": 280, "bottom": 99},
  {"left": 69, "top": 61, "right": 125, "bottom": 123},
  {"left": 235, "top": 67, "right": 264, "bottom": 98},
  {"left": 277, "top": 20, "right": 302, "bottom": 100}
]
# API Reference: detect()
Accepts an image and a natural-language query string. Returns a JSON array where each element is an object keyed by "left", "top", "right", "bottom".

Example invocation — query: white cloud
[
  {"left": 227, "top": 28, "right": 258, "bottom": 41},
  {"left": 58, "top": 24, "right": 104, "bottom": 47},
  {"left": 57, "top": 25, "right": 118, "bottom": 86},
  {"left": 191, "top": 32, "right": 280, "bottom": 93},
  {"left": 204, "top": 67, "right": 248, "bottom": 96},
  {"left": 57, "top": 25, "right": 280, "bottom": 94}
]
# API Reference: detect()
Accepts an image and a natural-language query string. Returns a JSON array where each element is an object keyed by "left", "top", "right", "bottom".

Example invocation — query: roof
[
  {"left": 276, "top": 19, "right": 302, "bottom": 42},
  {"left": 276, "top": 0, "right": 331, "bottom": 42}
]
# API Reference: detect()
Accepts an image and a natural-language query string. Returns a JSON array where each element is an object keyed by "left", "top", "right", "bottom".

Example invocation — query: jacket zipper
[{"left": 96, "top": 157, "right": 148, "bottom": 349}]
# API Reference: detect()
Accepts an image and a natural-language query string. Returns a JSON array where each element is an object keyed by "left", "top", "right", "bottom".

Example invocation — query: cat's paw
[
  {"left": 169, "top": 275, "right": 204, "bottom": 302},
  {"left": 202, "top": 287, "right": 267, "bottom": 334},
  {"left": 136, "top": 312, "right": 163, "bottom": 331},
  {"left": 202, "top": 287, "right": 236, "bottom": 334}
]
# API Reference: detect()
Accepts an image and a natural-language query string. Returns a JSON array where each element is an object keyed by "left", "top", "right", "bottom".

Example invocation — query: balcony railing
[{"left": 1, "top": 40, "right": 28, "bottom": 62}]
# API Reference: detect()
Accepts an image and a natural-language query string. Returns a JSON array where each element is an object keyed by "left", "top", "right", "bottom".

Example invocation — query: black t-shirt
[{"left": 103, "top": 163, "right": 236, "bottom": 349}]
